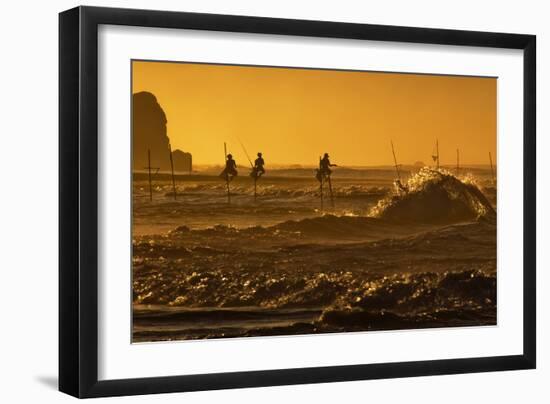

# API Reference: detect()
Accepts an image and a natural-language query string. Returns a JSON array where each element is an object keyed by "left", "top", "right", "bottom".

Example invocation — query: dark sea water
[{"left": 132, "top": 166, "right": 497, "bottom": 342}]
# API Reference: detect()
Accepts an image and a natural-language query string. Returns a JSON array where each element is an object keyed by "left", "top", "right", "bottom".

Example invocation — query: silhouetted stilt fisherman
[
  {"left": 316, "top": 153, "right": 337, "bottom": 209},
  {"left": 250, "top": 152, "right": 265, "bottom": 202},
  {"left": 220, "top": 153, "right": 238, "bottom": 179},
  {"left": 252, "top": 152, "right": 265, "bottom": 178},
  {"left": 219, "top": 143, "right": 237, "bottom": 203}
]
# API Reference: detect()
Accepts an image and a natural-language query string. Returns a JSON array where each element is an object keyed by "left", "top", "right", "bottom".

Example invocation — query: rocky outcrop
[
  {"left": 171, "top": 149, "right": 192, "bottom": 172},
  {"left": 133, "top": 91, "right": 193, "bottom": 172},
  {"left": 133, "top": 91, "right": 172, "bottom": 171}
]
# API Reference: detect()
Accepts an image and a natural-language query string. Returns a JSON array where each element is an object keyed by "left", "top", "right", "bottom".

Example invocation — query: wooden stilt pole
[
  {"left": 169, "top": 146, "right": 177, "bottom": 200},
  {"left": 224, "top": 142, "right": 231, "bottom": 204},
  {"left": 147, "top": 149, "right": 153, "bottom": 202},
  {"left": 327, "top": 175, "right": 335, "bottom": 208},
  {"left": 436, "top": 139, "right": 440, "bottom": 170},
  {"left": 320, "top": 177, "right": 324, "bottom": 211},
  {"left": 143, "top": 149, "right": 159, "bottom": 202},
  {"left": 318, "top": 156, "right": 324, "bottom": 211}
]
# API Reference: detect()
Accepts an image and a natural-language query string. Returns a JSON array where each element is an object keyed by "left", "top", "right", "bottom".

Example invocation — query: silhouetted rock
[
  {"left": 133, "top": 91, "right": 172, "bottom": 171},
  {"left": 133, "top": 91, "right": 193, "bottom": 172},
  {"left": 172, "top": 149, "right": 192, "bottom": 172}
]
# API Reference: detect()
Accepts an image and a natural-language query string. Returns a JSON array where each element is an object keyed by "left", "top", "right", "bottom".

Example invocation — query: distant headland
[{"left": 133, "top": 91, "right": 192, "bottom": 172}]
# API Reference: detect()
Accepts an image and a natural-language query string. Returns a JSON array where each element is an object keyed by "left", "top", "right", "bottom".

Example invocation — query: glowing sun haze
[{"left": 132, "top": 60, "right": 496, "bottom": 167}]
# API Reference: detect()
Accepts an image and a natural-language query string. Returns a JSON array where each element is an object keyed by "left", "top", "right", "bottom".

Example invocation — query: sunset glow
[{"left": 132, "top": 60, "right": 496, "bottom": 166}]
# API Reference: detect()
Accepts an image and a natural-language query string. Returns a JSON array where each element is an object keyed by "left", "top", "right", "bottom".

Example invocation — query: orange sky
[{"left": 132, "top": 60, "right": 496, "bottom": 166}]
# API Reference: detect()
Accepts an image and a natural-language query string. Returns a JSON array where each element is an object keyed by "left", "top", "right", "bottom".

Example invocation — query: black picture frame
[{"left": 59, "top": 6, "right": 536, "bottom": 398}]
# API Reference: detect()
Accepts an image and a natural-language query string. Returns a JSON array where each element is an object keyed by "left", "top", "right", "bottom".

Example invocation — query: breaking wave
[{"left": 369, "top": 168, "right": 496, "bottom": 224}]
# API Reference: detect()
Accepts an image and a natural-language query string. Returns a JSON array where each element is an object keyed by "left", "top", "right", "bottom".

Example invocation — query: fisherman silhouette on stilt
[
  {"left": 251, "top": 152, "right": 265, "bottom": 178},
  {"left": 248, "top": 152, "right": 265, "bottom": 202},
  {"left": 316, "top": 153, "right": 337, "bottom": 208},
  {"left": 220, "top": 153, "right": 238, "bottom": 182},
  {"left": 316, "top": 153, "right": 337, "bottom": 180}
]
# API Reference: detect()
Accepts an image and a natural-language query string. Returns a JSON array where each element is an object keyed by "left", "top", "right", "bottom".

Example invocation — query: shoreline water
[{"left": 132, "top": 167, "right": 497, "bottom": 341}]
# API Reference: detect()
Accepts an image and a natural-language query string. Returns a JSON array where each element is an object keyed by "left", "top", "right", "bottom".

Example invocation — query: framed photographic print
[{"left": 59, "top": 6, "right": 536, "bottom": 398}]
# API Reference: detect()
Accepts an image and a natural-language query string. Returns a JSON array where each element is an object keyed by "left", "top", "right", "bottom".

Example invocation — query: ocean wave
[
  {"left": 316, "top": 268, "right": 496, "bottom": 331},
  {"left": 162, "top": 168, "right": 495, "bottom": 239},
  {"left": 134, "top": 217, "right": 496, "bottom": 340},
  {"left": 158, "top": 183, "right": 388, "bottom": 199},
  {"left": 168, "top": 214, "right": 434, "bottom": 242},
  {"left": 133, "top": 258, "right": 495, "bottom": 311},
  {"left": 369, "top": 168, "right": 496, "bottom": 224},
  {"left": 134, "top": 270, "right": 497, "bottom": 339},
  {"left": 323, "top": 269, "right": 495, "bottom": 314}
]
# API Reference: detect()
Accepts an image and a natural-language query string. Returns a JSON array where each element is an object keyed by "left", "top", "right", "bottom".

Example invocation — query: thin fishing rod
[
  {"left": 390, "top": 140, "right": 401, "bottom": 182},
  {"left": 236, "top": 136, "right": 254, "bottom": 168}
]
